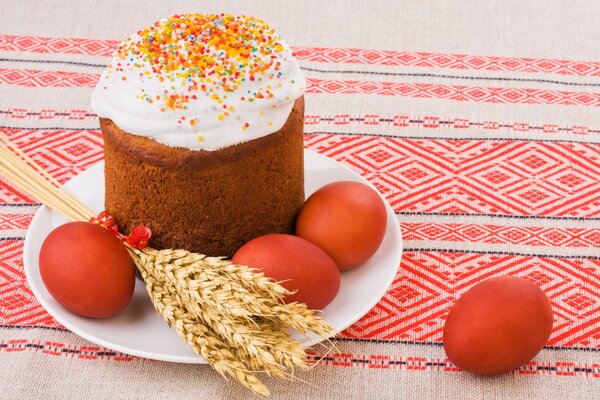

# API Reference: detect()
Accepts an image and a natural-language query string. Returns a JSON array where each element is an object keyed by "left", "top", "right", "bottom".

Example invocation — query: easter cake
[{"left": 92, "top": 14, "right": 306, "bottom": 256}]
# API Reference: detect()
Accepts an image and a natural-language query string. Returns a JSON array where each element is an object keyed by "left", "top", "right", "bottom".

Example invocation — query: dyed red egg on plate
[
  {"left": 39, "top": 221, "right": 135, "bottom": 318},
  {"left": 232, "top": 233, "right": 340, "bottom": 310},
  {"left": 296, "top": 181, "right": 387, "bottom": 271}
]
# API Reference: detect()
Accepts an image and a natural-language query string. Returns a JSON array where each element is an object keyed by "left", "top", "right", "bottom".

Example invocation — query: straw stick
[
  {"left": 0, "top": 140, "right": 92, "bottom": 221},
  {"left": 0, "top": 133, "right": 94, "bottom": 220}
]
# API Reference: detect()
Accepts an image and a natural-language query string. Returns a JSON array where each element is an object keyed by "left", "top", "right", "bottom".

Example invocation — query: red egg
[
  {"left": 232, "top": 234, "right": 340, "bottom": 310},
  {"left": 443, "top": 276, "right": 553, "bottom": 375},
  {"left": 39, "top": 221, "right": 135, "bottom": 318},
  {"left": 296, "top": 181, "right": 387, "bottom": 270}
]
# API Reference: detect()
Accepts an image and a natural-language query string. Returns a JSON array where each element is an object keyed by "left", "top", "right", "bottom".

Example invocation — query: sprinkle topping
[
  {"left": 92, "top": 13, "right": 305, "bottom": 151},
  {"left": 111, "top": 14, "right": 287, "bottom": 117}
]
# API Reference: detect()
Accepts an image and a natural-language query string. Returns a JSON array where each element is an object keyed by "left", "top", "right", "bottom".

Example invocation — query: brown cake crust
[{"left": 101, "top": 97, "right": 305, "bottom": 256}]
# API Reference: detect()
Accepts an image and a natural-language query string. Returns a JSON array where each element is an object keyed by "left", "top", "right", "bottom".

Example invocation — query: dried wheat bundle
[{"left": 0, "top": 134, "right": 335, "bottom": 396}]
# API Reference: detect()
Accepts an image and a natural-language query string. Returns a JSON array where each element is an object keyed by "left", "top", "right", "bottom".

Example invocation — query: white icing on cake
[{"left": 92, "top": 14, "right": 305, "bottom": 151}]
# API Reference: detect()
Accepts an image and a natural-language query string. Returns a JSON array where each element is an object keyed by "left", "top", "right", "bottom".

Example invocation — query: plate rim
[{"left": 23, "top": 149, "right": 402, "bottom": 363}]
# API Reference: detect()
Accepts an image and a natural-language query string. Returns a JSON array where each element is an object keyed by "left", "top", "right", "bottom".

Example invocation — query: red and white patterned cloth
[{"left": 1, "top": 1, "right": 599, "bottom": 399}]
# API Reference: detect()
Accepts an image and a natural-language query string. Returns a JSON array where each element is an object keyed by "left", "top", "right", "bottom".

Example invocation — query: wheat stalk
[
  {"left": 133, "top": 248, "right": 320, "bottom": 374},
  {"left": 134, "top": 257, "right": 271, "bottom": 395},
  {"left": 0, "top": 133, "right": 335, "bottom": 396}
]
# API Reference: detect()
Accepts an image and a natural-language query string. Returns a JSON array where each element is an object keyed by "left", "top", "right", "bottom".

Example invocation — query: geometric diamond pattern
[
  {"left": 341, "top": 252, "right": 600, "bottom": 349},
  {"left": 402, "top": 223, "right": 600, "bottom": 248},
  {"left": 0, "top": 214, "right": 33, "bottom": 230},
  {"left": 3, "top": 35, "right": 600, "bottom": 78},
  {"left": 0, "top": 241, "right": 60, "bottom": 327},
  {"left": 0, "top": 240, "right": 26, "bottom": 284},
  {"left": 563, "top": 293, "right": 596, "bottom": 312},
  {"left": 0, "top": 68, "right": 98, "bottom": 88},
  {"left": 0, "top": 34, "right": 117, "bottom": 57},
  {"left": 5, "top": 69, "right": 600, "bottom": 108},
  {"left": 0, "top": 129, "right": 103, "bottom": 202},
  {"left": 292, "top": 47, "right": 600, "bottom": 77},
  {"left": 304, "top": 134, "right": 600, "bottom": 218},
  {"left": 306, "top": 78, "right": 600, "bottom": 107},
  {"left": 0, "top": 279, "right": 62, "bottom": 327}
]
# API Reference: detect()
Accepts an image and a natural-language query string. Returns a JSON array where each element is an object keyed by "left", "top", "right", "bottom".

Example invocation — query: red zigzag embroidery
[{"left": 2, "top": 34, "right": 600, "bottom": 77}]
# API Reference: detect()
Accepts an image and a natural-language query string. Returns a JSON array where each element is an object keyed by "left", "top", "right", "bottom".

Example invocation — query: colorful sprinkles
[{"left": 107, "top": 13, "right": 294, "bottom": 134}]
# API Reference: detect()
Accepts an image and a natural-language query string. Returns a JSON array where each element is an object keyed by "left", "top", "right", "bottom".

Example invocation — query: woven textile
[{"left": 1, "top": 1, "right": 599, "bottom": 399}]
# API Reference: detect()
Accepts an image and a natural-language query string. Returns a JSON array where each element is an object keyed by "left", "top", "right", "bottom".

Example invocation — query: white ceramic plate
[{"left": 23, "top": 149, "right": 402, "bottom": 363}]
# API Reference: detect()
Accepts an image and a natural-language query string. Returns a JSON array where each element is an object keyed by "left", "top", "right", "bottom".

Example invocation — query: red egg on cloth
[
  {"left": 295, "top": 181, "right": 387, "bottom": 271},
  {"left": 39, "top": 221, "right": 135, "bottom": 318},
  {"left": 443, "top": 276, "right": 553, "bottom": 375},
  {"left": 232, "top": 234, "right": 340, "bottom": 310}
]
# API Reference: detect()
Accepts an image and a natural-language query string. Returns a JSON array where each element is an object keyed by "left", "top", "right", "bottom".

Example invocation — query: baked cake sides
[{"left": 92, "top": 14, "right": 306, "bottom": 256}]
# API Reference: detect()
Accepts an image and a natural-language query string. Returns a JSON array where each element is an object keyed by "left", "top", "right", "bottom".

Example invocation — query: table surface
[{"left": 1, "top": 1, "right": 599, "bottom": 399}]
